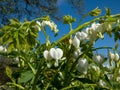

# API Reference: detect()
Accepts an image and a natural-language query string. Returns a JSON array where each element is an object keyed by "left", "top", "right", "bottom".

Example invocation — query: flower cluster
[
  {"left": 36, "top": 20, "right": 59, "bottom": 34},
  {"left": 43, "top": 48, "right": 63, "bottom": 67},
  {"left": 73, "top": 22, "right": 113, "bottom": 46}
]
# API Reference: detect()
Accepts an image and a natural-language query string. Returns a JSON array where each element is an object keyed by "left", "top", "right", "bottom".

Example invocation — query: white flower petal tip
[{"left": 56, "top": 48, "right": 63, "bottom": 59}]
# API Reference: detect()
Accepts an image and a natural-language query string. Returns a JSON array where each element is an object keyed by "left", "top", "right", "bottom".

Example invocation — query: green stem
[
  {"left": 60, "top": 84, "right": 96, "bottom": 90},
  {"left": 92, "top": 46, "right": 113, "bottom": 51},
  {"left": 7, "top": 82, "right": 25, "bottom": 90},
  {"left": 32, "top": 60, "right": 45, "bottom": 90},
  {"left": 51, "top": 14, "right": 120, "bottom": 47}
]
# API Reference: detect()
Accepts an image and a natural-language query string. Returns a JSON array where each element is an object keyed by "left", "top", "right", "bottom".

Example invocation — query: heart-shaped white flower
[
  {"left": 76, "top": 31, "right": 88, "bottom": 41},
  {"left": 49, "top": 48, "right": 63, "bottom": 60}
]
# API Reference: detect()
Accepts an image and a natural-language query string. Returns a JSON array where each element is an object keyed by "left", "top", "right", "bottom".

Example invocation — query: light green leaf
[{"left": 19, "top": 71, "right": 34, "bottom": 83}]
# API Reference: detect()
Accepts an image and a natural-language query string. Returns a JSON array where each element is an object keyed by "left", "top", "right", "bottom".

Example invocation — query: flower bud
[
  {"left": 114, "top": 53, "right": 119, "bottom": 61},
  {"left": 108, "top": 51, "right": 114, "bottom": 60},
  {"left": 72, "top": 36, "right": 80, "bottom": 48}
]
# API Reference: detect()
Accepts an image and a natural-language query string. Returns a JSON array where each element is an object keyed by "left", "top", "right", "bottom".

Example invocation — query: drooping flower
[
  {"left": 49, "top": 48, "right": 63, "bottom": 67},
  {"left": 43, "top": 48, "right": 63, "bottom": 67},
  {"left": 76, "top": 58, "right": 88, "bottom": 74},
  {"left": 76, "top": 31, "right": 88, "bottom": 41},
  {"left": 72, "top": 36, "right": 80, "bottom": 48},
  {"left": 108, "top": 51, "right": 114, "bottom": 60},
  {"left": 92, "top": 54, "right": 104, "bottom": 65},
  {"left": 49, "top": 48, "right": 63, "bottom": 60}
]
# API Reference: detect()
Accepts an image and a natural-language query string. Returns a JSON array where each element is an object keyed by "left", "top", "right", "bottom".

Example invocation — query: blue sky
[{"left": 39, "top": 0, "right": 120, "bottom": 56}]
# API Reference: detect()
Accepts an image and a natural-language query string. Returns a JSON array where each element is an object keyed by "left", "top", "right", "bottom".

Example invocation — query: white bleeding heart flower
[
  {"left": 49, "top": 48, "right": 63, "bottom": 60},
  {"left": 76, "top": 31, "right": 88, "bottom": 41},
  {"left": 49, "top": 48, "right": 63, "bottom": 67},
  {"left": 76, "top": 58, "right": 88, "bottom": 74},
  {"left": 72, "top": 36, "right": 80, "bottom": 48},
  {"left": 108, "top": 51, "right": 114, "bottom": 60},
  {"left": 93, "top": 54, "right": 104, "bottom": 65},
  {"left": 114, "top": 53, "right": 119, "bottom": 61}
]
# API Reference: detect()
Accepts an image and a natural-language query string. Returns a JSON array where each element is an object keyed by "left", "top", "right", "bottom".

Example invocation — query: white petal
[
  {"left": 56, "top": 48, "right": 63, "bottom": 59},
  {"left": 72, "top": 36, "right": 80, "bottom": 48},
  {"left": 43, "top": 50, "right": 49, "bottom": 59},
  {"left": 49, "top": 48, "right": 57, "bottom": 59},
  {"left": 114, "top": 53, "right": 119, "bottom": 61},
  {"left": 108, "top": 51, "right": 114, "bottom": 60},
  {"left": 43, "top": 50, "right": 52, "bottom": 60}
]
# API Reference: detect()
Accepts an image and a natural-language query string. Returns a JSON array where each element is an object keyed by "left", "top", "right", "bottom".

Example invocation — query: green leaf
[
  {"left": 89, "top": 7, "right": 101, "bottom": 16},
  {"left": 105, "top": 8, "right": 111, "bottom": 16},
  {"left": 19, "top": 71, "right": 34, "bottom": 83}
]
